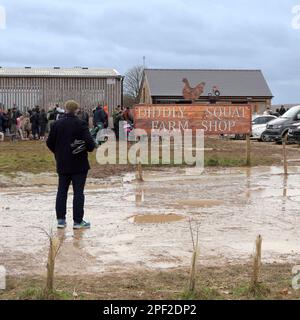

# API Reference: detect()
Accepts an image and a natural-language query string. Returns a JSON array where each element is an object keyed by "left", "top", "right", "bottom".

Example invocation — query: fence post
[
  {"left": 283, "top": 135, "right": 288, "bottom": 176},
  {"left": 251, "top": 235, "right": 262, "bottom": 289},
  {"left": 246, "top": 134, "right": 251, "bottom": 166},
  {"left": 136, "top": 155, "right": 144, "bottom": 182}
]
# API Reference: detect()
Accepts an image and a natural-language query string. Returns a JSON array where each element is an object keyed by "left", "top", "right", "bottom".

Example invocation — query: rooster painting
[{"left": 182, "top": 78, "right": 206, "bottom": 102}]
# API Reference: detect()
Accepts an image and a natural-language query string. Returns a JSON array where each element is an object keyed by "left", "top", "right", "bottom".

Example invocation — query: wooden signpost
[
  {"left": 134, "top": 104, "right": 252, "bottom": 135},
  {"left": 134, "top": 104, "right": 253, "bottom": 165}
]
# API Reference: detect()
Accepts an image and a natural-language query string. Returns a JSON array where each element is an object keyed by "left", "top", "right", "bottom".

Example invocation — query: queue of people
[
  {"left": 0, "top": 106, "right": 50, "bottom": 141},
  {"left": 264, "top": 105, "right": 288, "bottom": 117},
  {"left": 0, "top": 103, "right": 134, "bottom": 142},
  {"left": 112, "top": 105, "right": 134, "bottom": 139},
  {"left": 91, "top": 104, "right": 134, "bottom": 141}
]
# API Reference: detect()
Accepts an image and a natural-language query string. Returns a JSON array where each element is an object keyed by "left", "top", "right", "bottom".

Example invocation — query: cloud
[{"left": 0, "top": 0, "right": 299, "bottom": 103}]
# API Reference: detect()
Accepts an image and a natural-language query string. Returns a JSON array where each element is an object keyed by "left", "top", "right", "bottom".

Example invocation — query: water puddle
[
  {"left": 176, "top": 199, "right": 223, "bottom": 208},
  {"left": 131, "top": 214, "right": 185, "bottom": 224}
]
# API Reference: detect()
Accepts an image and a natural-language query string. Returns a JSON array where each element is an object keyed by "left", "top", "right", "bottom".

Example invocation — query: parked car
[
  {"left": 288, "top": 122, "right": 300, "bottom": 144},
  {"left": 262, "top": 106, "right": 300, "bottom": 143},
  {"left": 251, "top": 115, "right": 277, "bottom": 141},
  {"left": 231, "top": 114, "right": 275, "bottom": 141}
]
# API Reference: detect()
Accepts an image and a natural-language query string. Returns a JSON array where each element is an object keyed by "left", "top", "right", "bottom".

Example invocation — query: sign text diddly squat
[{"left": 135, "top": 105, "right": 252, "bottom": 134}]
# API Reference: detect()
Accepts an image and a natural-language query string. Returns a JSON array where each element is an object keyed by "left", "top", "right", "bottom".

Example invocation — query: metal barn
[{"left": 0, "top": 67, "right": 123, "bottom": 114}]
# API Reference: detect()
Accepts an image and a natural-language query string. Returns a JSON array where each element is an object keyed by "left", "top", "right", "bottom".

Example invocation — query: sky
[{"left": 0, "top": 0, "right": 300, "bottom": 104}]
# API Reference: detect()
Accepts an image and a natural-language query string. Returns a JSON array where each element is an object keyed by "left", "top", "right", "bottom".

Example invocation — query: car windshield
[
  {"left": 252, "top": 117, "right": 274, "bottom": 125},
  {"left": 281, "top": 107, "right": 300, "bottom": 119}
]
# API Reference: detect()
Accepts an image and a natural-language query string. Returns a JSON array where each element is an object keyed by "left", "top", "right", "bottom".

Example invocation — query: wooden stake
[
  {"left": 252, "top": 235, "right": 262, "bottom": 287},
  {"left": 137, "top": 161, "right": 144, "bottom": 182},
  {"left": 136, "top": 156, "right": 144, "bottom": 182},
  {"left": 283, "top": 175, "right": 288, "bottom": 198},
  {"left": 189, "top": 246, "right": 198, "bottom": 294},
  {"left": 188, "top": 219, "right": 200, "bottom": 295},
  {"left": 283, "top": 136, "right": 288, "bottom": 176},
  {"left": 246, "top": 134, "right": 251, "bottom": 166},
  {"left": 45, "top": 236, "right": 61, "bottom": 297}
]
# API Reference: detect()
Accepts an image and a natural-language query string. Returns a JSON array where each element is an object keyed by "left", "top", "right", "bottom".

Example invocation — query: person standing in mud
[{"left": 46, "top": 100, "right": 96, "bottom": 229}]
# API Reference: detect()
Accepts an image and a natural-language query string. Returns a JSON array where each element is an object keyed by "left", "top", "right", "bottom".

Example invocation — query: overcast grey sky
[{"left": 0, "top": 0, "right": 299, "bottom": 103}]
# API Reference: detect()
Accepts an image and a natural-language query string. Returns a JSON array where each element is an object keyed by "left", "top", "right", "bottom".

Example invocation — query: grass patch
[
  {"left": 1, "top": 137, "right": 300, "bottom": 175},
  {"left": 181, "top": 287, "right": 221, "bottom": 300},
  {"left": 18, "top": 287, "right": 73, "bottom": 300},
  {"left": 19, "top": 287, "right": 43, "bottom": 300},
  {"left": 205, "top": 157, "right": 245, "bottom": 167},
  {"left": 233, "top": 283, "right": 270, "bottom": 300},
  {"left": 0, "top": 141, "right": 56, "bottom": 174},
  {"left": 1, "top": 263, "right": 300, "bottom": 300}
]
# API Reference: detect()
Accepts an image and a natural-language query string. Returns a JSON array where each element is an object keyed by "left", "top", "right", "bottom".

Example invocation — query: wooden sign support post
[
  {"left": 136, "top": 154, "right": 144, "bottom": 182},
  {"left": 283, "top": 136, "right": 288, "bottom": 176},
  {"left": 246, "top": 134, "right": 251, "bottom": 166}
]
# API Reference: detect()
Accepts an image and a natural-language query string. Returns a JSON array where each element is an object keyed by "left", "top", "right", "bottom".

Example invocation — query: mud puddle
[
  {"left": 130, "top": 214, "right": 185, "bottom": 224},
  {"left": 176, "top": 199, "right": 223, "bottom": 208},
  {"left": 1, "top": 166, "right": 300, "bottom": 276}
]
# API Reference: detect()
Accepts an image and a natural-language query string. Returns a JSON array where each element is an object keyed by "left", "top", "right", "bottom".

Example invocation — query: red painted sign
[{"left": 134, "top": 104, "right": 252, "bottom": 135}]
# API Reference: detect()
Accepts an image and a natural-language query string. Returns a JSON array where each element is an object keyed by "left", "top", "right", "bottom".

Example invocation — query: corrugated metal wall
[{"left": 0, "top": 77, "right": 122, "bottom": 114}]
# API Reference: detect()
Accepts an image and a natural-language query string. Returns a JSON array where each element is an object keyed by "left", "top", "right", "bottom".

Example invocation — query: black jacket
[
  {"left": 0, "top": 113, "right": 4, "bottom": 129},
  {"left": 93, "top": 107, "right": 107, "bottom": 127},
  {"left": 39, "top": 112, "right": 48, "bottom": 126},
  {"left": 30, "top": 112, "right": 40, "bottom": 127},
  {"left": 78, "top": 111, "right": 89, "bottom": 125},
  {"left": 46, "top": 113, "right": 96, "bottom": 174},
  {"left": 11, "top": 111, "right": 18, "bottom": 125}
]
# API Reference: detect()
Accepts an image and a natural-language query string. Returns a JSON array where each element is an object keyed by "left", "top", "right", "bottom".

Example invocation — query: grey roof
[
  {"left": 144, "top": 69, "right": 273, "bottom": 97},
  {"left": 0, "top": 67, "right": 121, "bottom": 78}
]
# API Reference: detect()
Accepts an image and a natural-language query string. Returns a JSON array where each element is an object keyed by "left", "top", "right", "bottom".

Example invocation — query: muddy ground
[
  {"left": 2, "top": 166, "right": 300, "bottom": 274},
  {"left": 1, "top": 138, "right": 300, "bottom": 300}
]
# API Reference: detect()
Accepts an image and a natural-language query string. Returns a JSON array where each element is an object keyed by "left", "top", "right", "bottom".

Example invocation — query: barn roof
[
  {"left": 144, "top": 69, "right": 273, "bottom": 98},
  {"left": 0, "top": 67, "right": 121, "bottom": 78}
]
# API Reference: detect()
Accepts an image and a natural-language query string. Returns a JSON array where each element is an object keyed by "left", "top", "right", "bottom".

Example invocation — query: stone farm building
[
  {"left": 139, "top": 69, "right": 273, "bottom": 113},
  {"left": 0, "top": 67, "right": 123, "bottom": 113}
]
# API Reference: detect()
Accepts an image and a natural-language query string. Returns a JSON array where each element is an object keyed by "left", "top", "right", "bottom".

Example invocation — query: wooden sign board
[{"left": 134, "top": 104, "right": 252, "bottom": 135}]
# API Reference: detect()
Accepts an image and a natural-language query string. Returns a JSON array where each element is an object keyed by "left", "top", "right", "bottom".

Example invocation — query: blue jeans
[{"left": 56, "top": 172, "right": 88, "bottom": 224}]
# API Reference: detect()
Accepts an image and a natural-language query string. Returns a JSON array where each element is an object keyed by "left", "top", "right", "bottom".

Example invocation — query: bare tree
[
  {"left": 123, "top": 94, "right": 136, "bottom": 108},
  {"left": 124, "top": 65, "right": 144, "bottom": 106}
]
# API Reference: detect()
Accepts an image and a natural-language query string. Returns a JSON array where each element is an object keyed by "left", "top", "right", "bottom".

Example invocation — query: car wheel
[{"left": 261, "top": 134, "right": 268, "bottom": 142}]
